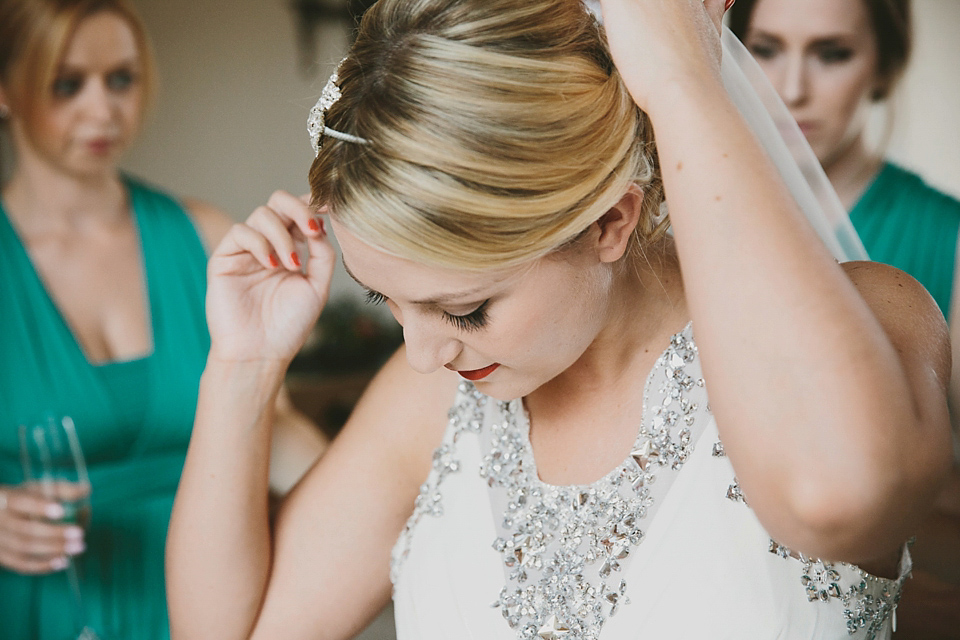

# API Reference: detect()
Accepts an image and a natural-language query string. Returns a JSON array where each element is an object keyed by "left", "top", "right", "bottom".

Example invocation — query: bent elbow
[{"left": 783, "top": 443, "right": 952, "bottom": 563}]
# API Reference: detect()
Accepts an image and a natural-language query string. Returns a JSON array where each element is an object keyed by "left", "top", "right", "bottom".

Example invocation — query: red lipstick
[{"left": 457, "top": 363, "right": 500, "bottom": 381}]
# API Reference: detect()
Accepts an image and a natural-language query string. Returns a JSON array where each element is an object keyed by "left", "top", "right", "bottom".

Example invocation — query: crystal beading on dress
[
  {"left": 482, "top": 326, "right": 707, "bottom": 640},
  {"left": 715, "top": 440, "right": 910, "bottom": 639},
  {"left": 307, "top": 58, "right": 369, "bottom": 156}
]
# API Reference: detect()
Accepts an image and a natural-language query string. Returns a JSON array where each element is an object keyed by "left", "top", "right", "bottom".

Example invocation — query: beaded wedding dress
[{"left": 391, "top": 325, "right": 908, "bottom": 640}]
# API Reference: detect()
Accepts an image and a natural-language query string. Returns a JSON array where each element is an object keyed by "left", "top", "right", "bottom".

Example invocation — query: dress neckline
[
  {"left": 515, "top": 321, "right": 694, "bottom": 491},
  {"left": 0, "top": 178, "right": 157, "bottom": 367}
]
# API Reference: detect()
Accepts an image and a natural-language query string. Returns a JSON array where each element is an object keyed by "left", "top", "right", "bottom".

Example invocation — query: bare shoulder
[
  {"left": 340, "top": 344, "right": 461, "bottom": 484},
  {"left": 181, "top": 197, "right": 234, "bottom": 254},
  {"left": 843, "top": 260, "right": 950, "bottom": 385}
]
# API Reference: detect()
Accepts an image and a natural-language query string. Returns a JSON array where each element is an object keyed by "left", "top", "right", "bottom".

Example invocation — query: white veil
[{"left": 584, "top": 1, "right": 868, "bottom": 262}]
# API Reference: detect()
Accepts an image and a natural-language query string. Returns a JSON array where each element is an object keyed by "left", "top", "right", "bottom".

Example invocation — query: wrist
[
  {"left": 200, "top": 356, "right": 288, "bottom": 406},
  {"left": 641, "top": 73, "right": 729, "bottom": 124}
]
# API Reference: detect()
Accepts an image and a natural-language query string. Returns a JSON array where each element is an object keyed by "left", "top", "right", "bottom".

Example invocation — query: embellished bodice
[{"left": 390, "top": 325, "right": 909, "bottom": 640}]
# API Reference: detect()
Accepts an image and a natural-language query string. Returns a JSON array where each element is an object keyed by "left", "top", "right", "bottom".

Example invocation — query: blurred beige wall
[
  {"left": 122, "top": 0, "right": 959, "bottom": 239},
  {"left": 886, "top": 0, "right": 960, "bottom": 199},
  {"left": 123, "top": 0, "right": 360, "bottom": 297}
]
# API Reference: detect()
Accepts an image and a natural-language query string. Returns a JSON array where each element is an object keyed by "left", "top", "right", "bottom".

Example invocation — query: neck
[
  {"left": 3, "top": 154, "right": 127, "bottom": 234},
  {"left": 541, "top": 240, "right": 689, "bottom": 401},
  {"left": 821, "top": 135, "right": 884, "bottom": 211}
]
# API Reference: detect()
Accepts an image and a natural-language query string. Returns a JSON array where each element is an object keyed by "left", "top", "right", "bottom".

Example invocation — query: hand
[
  {"left": 206, "top": 190, "right": 335, "bottom": 365},
  {"left": 0, "top": 485, "right": 86, "bottom": 574},
  {"left": 598, "top": 0, "right": 727, "bottom": 113}
]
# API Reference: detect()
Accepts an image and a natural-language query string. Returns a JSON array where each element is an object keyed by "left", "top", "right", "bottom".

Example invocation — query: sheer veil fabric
[{"left": 583, "top": 0, "right": 868, "bottom": 261}]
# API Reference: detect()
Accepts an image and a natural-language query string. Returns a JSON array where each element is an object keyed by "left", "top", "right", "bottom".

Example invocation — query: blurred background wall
[
  {"left": 884, "top": 0, "right": 960, "bottom": 200},
  {"left": 116, "top": 0, "right": 959, "bottom": 304}
]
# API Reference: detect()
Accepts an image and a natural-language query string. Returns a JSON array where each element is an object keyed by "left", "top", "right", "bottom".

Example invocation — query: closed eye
[
  {"left": 443, "top": 300, "right": 490, "bottom": 333},
  {"left": 364, "top": 289, "right": 387, "bottom": 306},
  {"left": 363, "top": 289, "right": 490, "bottom": 332}
]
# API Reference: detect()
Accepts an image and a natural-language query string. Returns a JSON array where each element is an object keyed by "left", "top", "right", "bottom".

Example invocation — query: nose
[
  {"left": 81, "top": 79, "right": 117, "bottom": 124},
  {"left": 778, "top": 54, "right": 809, "bottom": 107},
  {"left": 400, "top": 312, "right": 462, "bottom": 375}
]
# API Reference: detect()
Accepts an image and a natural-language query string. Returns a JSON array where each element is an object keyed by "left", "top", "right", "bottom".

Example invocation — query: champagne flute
[{"left": 19, "top": 416, "right": 102, "bottom": 640}]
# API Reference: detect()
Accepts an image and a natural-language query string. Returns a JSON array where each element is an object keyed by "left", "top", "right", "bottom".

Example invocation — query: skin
[
  {"left": 0, "top": 12, "right": 325, "bottom": 576},
  {"left": 167, "top": 1, "right": 951, "bottom": 638},
  {"left": 742, "top": 0, "right": 885, "bottom": 208},
  {"left": 745, "top": 0, "right": 960, "bottom": 601}
]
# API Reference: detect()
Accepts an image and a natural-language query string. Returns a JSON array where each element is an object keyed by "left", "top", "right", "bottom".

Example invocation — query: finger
[
  {"left": 1, "top": 512, "right": 84, "bottom": 545},
  {"left": 2, "top": 486, "right": 66, "bottom": 521},
  {"left": 0, "top": 548, "right": 71, "bottom": 574},
  {"left": 219, "top": 221, "right": 282, "bottom": 270},
  {"left": 303, "top": 228, "right": 337, "bottom": 305},
  {"left": 266, "top": 190, "right": 325, "bottom": 238},
  {"left": 246, "top": 206, "right": 302, "bottom": 271},
  {"left": 0, "top": 526, "right": 85, "bottom": 558}
]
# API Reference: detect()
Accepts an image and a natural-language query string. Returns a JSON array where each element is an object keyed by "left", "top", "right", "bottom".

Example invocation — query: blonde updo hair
[{"left": 309, "top": 0, "right": 665, "bottom": 271}]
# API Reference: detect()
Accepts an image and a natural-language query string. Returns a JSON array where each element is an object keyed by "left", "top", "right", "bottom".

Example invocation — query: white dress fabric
[{"left": 391, "top": 325, "right": 909, "bottom": 640}]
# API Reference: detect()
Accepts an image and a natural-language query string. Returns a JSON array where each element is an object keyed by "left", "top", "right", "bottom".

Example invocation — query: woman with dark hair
[
  {"left": 730, "top": 1, "right": 960, "bottom": 636},
  {"left": 729, "top": 0, "right": 960, "bottom": 371},
  {"left": 0, "top": 1, "right": 326, "bottom": 637}
]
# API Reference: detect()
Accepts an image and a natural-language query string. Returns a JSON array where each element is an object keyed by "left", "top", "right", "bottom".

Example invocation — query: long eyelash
[
  {"left": 364, "top": 289, "right": 386, "bottom": 305},
  {"left": 444, "top": 300, "right": 490, "bottom": 333}
]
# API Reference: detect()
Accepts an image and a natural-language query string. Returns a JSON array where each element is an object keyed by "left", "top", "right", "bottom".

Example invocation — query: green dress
[
  {"left": 0, "top": 177, "right": 210, "bottom": 639},
  {"left": 850, "top": 162, "right": 960, "bottom": 318}
]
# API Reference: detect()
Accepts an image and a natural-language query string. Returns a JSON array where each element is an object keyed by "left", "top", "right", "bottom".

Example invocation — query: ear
[{"left": 595, "top": 184, "right": 644, "bottom": 263}]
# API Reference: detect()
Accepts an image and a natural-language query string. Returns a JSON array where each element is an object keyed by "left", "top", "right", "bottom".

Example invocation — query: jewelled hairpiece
[{"left": 307, "top": 58, "right": 369, "bottom": 156}]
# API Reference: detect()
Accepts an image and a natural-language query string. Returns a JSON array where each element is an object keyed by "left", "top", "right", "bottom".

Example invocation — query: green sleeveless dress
[
  {"left": 0, "top": 177, "right": 210, "bottom": 639},
  {"left": 850, "top": 162, "right": 960, "bottom": 319}
]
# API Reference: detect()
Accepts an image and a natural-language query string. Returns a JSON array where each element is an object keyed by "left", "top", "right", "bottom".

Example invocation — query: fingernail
[
  {"left": 65, "top": 540, "right": 86, "bottom": 555},
  {"left": 51, "top": 556, "right": 69, "bottom": 570},
  {"left": 725, "top": 0, "right": 736, "bottom": 10},
  {"left": 45, "top": 503, "right": 65, "bottom": 519},
  {"left": 308, "top": 218, "right": 321, "bottom": 233},
  {"left": 268, "top": 254, "right": 280, "bottom": 269},
  {"left": 290, "top": 252, "right": 301, "bottom": 268},
  {"left": 64, "top": 526, "right": 84, "bottom": 540}
]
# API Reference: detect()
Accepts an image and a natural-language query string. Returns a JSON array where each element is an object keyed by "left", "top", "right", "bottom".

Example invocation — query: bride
[{"left": 166, "top": 0, "right": 952, "bottom": 638}]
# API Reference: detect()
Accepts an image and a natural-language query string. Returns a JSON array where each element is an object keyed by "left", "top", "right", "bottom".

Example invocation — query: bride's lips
[{"left": 456, "top": 363, "right": 500, "bottom": 381}]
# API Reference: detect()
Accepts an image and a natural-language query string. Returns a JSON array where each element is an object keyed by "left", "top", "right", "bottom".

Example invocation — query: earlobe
[{"left": 596, "top": 185, "right": 644, "bottom": 263}]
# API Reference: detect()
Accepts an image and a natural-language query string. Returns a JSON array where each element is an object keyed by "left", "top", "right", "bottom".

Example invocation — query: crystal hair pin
[{"left": 307, "top": 58, "right": 369, "bottom": 156}]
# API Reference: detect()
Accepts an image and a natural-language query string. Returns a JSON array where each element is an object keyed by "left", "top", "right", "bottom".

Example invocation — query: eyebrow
[
  {"left": 341, "top": 256, "right": 490, "bottom": 306},
  {"left": 749, "top": 30, "right": 855, "bottom": 46},
  {"left": 58, "top": 57, "right": 141, "bottom": 72}
]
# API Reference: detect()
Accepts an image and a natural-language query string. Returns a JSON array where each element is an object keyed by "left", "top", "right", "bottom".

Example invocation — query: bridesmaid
[
  {"left": 0, "top": 1, "right": 326, "bottom": 638},
  {"left": 730, "top": 1, "right": 960, "bottom": 637}
]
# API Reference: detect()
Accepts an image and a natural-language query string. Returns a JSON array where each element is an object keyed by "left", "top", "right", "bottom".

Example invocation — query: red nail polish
[
  {"left": 268, "top": 254, "right": 279, "bottom": 268},
  {"left": 291, "top": 252, "right": 301, "bottom": 268},
  {"left": 725, "top": 0, "right": 736, "bottom": 10},
  {"left": 308, "top": 218, "right": 321, "bottom": 233}
]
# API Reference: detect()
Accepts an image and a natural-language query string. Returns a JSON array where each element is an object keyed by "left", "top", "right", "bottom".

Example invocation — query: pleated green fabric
[
  {"left": 850, "top": 163, "right": 960, "bottom": 319},
  {"left": 0, "top": 176, "right": 210, "bottom": 639}
]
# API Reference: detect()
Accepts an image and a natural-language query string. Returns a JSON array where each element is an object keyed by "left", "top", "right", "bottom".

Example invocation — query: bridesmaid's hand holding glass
[{"left": 0, "top": 483, "right": 85, "bottom": 574}]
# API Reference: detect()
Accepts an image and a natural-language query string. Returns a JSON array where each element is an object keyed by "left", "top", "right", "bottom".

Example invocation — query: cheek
[
  {"left": 816, "top": 66, "right": 877, "bottom": 124},
  {"left": 120, "top": 96, "right": 144, "bottom": 134}
]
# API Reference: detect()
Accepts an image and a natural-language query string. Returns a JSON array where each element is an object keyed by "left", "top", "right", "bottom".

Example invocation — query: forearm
[
  {"left": 647, "top": 79, "right": 948, "bottom": 558},
  {"left": 167, "top": 358, "right": 286, "bottom": 639}
]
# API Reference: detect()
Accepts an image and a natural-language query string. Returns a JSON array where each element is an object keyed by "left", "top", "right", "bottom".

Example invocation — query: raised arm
[
  {"left": 165, "top": 190, "right": 454, "bottom": 638},
  {"left": 599, "top": 0, "right": 952, "bottom": 563}
]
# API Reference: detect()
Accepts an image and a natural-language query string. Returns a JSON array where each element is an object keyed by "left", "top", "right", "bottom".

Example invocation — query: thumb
[{"left": 303, "top": 231, "right": 337, "bottom": 306}]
